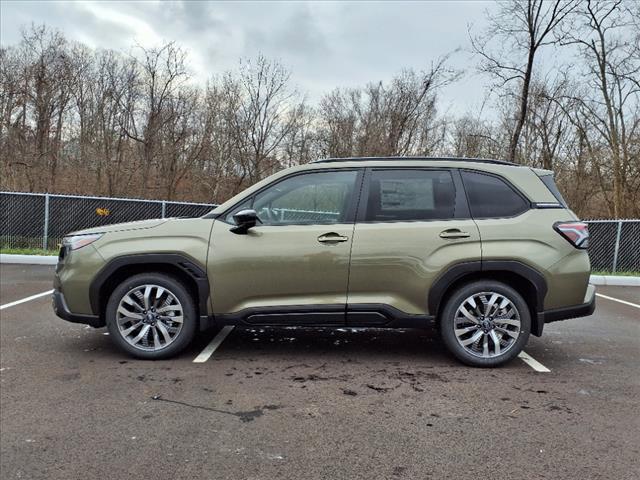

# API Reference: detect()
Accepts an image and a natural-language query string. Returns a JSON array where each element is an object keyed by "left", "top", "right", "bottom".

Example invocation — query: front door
[
  {"left": 347, "top": 168, "right": 482, "bottom": 324},
  {"left": 208, "top": 169, "right": 362, "bottom": 325}
]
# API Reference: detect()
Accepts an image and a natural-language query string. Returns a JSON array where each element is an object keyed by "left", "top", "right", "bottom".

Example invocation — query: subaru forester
[{"left": 53, "top": 157, "right": 595, "bottom": 367}]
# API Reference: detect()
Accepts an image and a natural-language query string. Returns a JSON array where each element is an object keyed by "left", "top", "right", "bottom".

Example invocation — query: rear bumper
[
  {"left": 538, "top": 284, "right": 596, "bottom": 325},
  {"left": 52, "top": 290, "right": 103, "bottom": 328},
  {"left": 539, "top": 296, "right": 596, "bottom": 323}
]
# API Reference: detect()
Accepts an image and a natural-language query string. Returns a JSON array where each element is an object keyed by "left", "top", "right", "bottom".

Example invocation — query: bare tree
[
  {"left": 520, "top": 77, "right": 573, "bottom": 170},
  {"left": 317, "top": 89, "right": 357, "bottom": 158},
  {"left": 194, "top": 81, "right": 242, "bottom": 202},
  {"left": 317, "top": 57, "right": 456, "bottom": 158},
  {"left": 561, "top": 0, "right": 640, "bottom": 217},
  {"left": 95, "top": 52, "right": 140, "bottom": 196},
  {"left": 471, "top": 0, "right": 578, "bottom": 162},
  {"left": 0, "top": 44, "right": 25, "bottom": 190},
  {"left": 447, "top": 114, "right": 502, "bottom": 159},
  {"left": 1, "top": 19, "right": 637, "bottom": 219},
  {"left": 227, "top": 55, "right": 305, "bottom": 189},
  {"left": 1, "top": 25, "right": 76, "bottom": 191},
  {"left": 118, "top": 42, "right": 190, "bottom": 196}
]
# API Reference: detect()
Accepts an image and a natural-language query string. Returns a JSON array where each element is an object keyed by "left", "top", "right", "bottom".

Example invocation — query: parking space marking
[
  {"left": 0, "top": 290, "right": 54, "bottom": 311},
  {"left": 518, "top": 351, "right": 551, "bottom": 372},
  {"left": 193, "top": 325, "right": 235, "bottom": 363},
  {"left": 596, "top": 293, "right": 640, "bottom": 310}
]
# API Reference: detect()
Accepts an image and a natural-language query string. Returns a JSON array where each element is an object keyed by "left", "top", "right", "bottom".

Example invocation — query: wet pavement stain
[
  {"left": 366, "top": 384, "right": 396, "bottom": 393},
  {"left": 291, "top": 373, "right": 353, "bottom": 382},
  {"left": 150, "top": 395, "right": 283, "bottom": 422}
]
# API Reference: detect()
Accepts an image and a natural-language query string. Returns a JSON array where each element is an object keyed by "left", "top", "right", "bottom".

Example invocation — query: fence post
[
  {"left": 43, "top": 194, "right": 50, "bottom": 251},
  {"left": 161, "top": 201, "right": 166, "bottom": 219},
  {"left": 612, "top": 220, "right": 622, "bottom": 274}
]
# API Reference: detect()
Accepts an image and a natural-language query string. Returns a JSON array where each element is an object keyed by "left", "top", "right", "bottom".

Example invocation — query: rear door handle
[
  {"left": 318, "top": 233, "right": 349, "bottom": 244},
  {"left": 439, "top": 229, "right": 470, "bottom": 239}
]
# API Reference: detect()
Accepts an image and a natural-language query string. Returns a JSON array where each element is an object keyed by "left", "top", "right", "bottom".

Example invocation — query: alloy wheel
[
  {"left": 115, "top": 284, "right": 184, "bottom": 352},
  {"left": 453, "top": 291, "right": 521, "bottom": 358}
]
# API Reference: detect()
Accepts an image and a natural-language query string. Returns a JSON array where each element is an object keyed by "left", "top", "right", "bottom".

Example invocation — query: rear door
[{"left": 346, "top": 168, "right": 481, "bottom": 324}]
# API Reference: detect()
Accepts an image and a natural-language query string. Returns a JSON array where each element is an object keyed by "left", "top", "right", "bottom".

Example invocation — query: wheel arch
[
  {"left": 428, "top": 261, "right": 547, "bottom": 336},
  {"left": 89, "top": 254, "right": 209, "bottom": 320}
]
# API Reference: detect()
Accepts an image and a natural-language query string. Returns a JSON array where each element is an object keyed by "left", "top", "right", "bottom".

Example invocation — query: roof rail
[{"left": 312, "top": 156, "right": 519, "bottom": 166}]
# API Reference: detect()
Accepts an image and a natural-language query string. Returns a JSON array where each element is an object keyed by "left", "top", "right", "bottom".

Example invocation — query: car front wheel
[
  {"left": 439, "top": 280, "right": 531, "bottom": 367},
  {"left": 105, "top": 273, "right": 197, "bottom": 359}
]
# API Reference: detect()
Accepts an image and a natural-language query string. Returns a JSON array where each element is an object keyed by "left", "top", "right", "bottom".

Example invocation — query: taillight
[{"left": 554, "top": 221, "right": 589, "bottom": 249}]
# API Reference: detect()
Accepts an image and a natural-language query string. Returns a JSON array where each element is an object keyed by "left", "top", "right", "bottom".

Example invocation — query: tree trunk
[{"left": 508, "top": 49, "right": 536, "bottom": 163}]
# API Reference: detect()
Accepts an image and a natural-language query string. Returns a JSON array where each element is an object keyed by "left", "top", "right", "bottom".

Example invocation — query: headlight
[{"left": 62, "top": 233, "right": 104, "bottom": 251}]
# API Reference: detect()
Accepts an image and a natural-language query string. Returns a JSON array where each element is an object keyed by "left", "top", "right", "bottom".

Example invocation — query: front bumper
[{"left": 52, "top": 290, "right": 103, "bottom": 328}]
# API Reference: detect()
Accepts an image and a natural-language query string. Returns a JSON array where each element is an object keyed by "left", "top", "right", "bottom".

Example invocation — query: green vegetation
[
  {"left": 1, "top": 236, "right": 62, "bottom": 254},
  {"left": 592, "top": 270, "right": 640, "bottom": 277},
  {"left": 0, "top": 247, "right": 59, "bottom": 256}
]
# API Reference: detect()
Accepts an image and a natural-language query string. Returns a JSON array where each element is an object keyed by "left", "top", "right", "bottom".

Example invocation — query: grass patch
[
  {"left": 592, "top": 270, "right": 640, "bottom": 277},
  {"left": 0, "top": 247, "right": 58, "bottom": 256}
]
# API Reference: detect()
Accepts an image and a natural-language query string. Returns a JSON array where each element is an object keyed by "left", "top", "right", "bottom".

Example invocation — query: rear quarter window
[
  {"left": 461, "top": 171, "right": 529, "bottom": 218},
  {"left": 539, "top": 174, "right": 568, "bottom": 207}
]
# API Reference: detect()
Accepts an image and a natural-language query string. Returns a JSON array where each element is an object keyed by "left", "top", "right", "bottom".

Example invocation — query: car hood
[{"left": 68, "top": 218, "right": 169, "bottom": 236}]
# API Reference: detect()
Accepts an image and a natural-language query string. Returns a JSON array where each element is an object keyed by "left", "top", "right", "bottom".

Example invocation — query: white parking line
[
  {"left": 596, "top": 293, "right": 640, "bottom": 310},
  {"left": 193, "top": 325, "right": 235, "bottom": 363},
  {"left": 518, "top": 351, "right": 551, "bottom": 372},
  {"left": 0, "top": 290, "right": 54, "bottom": 311}
]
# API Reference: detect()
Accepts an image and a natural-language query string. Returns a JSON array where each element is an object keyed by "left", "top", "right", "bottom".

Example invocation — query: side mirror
[{"left": 230, "top": 209, "right": 261, "bottom": 234}]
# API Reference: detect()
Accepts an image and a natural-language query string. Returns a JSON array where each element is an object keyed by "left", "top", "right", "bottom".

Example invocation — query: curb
[
  {"left": 589, "top": 275, "right": 640, "bottom": 287},
  {"left": 0, "top": 254, "right": 58, "bottom": 265},
  {"left": 0, "top": 254, "right": 638, "bottom": 286}
]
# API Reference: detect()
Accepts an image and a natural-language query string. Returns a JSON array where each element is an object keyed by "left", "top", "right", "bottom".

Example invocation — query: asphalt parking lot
[{"left": 1, "top": 264, "right": 638, "bottom": 480}]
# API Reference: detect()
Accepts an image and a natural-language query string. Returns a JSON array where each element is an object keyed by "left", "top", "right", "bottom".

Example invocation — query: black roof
[{"left": 312, "top": 156, "right": 518, "bottom": 166}]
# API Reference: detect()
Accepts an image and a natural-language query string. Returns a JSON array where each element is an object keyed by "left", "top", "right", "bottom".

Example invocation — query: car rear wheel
[
  {"left": 439, "top": 280, "right": 530, "bottom": 367},
  {"left": 105, "top": 273, "right": 197, "bottom": 359}
]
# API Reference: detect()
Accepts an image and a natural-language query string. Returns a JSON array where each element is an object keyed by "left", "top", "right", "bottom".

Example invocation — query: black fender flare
[{"left": 89, "top": 253, "right": 210, "bottom": 316}]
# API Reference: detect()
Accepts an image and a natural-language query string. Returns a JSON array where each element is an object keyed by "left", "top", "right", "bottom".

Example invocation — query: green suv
[{"left": 52, "top": 157, "right": 595, "bottom": 367}]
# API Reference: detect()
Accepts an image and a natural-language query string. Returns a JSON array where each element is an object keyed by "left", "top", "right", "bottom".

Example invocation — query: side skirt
[
  {"left": 210, "top": 304, "right": 434, "bottom": 329},
  {"left": 347, "top": 304, "right": 435, "bottom": 328}
]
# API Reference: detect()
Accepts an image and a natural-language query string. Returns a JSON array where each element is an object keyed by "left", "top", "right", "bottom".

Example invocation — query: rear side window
[
  {"left": 365, "top": 170, "right": 456, "bottom": 221},
  {"left": 461, "top": 171, "right": 529, "bottom": 218},
  {"left": 539, "top": 174, "right": 568, "bottom": 207}
]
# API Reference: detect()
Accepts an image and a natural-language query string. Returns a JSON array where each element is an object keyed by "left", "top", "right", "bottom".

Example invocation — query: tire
[
  {"left": 439, "top": 280, "right": 530, "bottom": 368},
  {"left": 105, "top": 273, "right": 197, "bottom": 360}
]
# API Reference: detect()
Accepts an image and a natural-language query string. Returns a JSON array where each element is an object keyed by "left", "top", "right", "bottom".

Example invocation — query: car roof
[{"left": 312, "top": 156, "right": 518, "bottom": 167}]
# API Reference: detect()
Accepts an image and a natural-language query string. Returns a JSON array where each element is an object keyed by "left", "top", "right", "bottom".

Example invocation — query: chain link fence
[
  {"left": 585, "top": 220, "right": 640, "bottom": 273},
  {"left": 1, "top": 191, "right": 639, "bottom": 274},
  {"left": 0, "top": 192, "right": 216, "bottom": 251}
]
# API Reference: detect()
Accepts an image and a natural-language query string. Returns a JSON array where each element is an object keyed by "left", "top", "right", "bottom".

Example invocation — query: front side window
[
  {"left": 461, "top": 171, "right": 529, "bottom": 218},
  {"left": 247, "top": 170, "right": 358, "bottom": 225},
  {"left": 365, "top": 169, "right": 456, "bottom": 222}
]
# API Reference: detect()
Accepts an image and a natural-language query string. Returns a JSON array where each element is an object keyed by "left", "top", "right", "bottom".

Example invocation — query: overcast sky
[{"left": 1, "top": 0, "right": 501, "bottom": 116}]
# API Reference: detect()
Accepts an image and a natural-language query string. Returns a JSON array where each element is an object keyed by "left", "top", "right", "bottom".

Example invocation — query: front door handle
[
  {"left": 439, "top": 229, "right": 471, "bottom": 239},
  {"left": 318, "top": 233, "right": 349, "bottom": 244}
]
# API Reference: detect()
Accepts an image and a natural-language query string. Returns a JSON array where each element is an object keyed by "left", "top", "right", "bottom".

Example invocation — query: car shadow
[
  {"left": 67, "top": 324, "right": 534, "bottom": 373},
  {"left": 198, "top": 325, "right": 455, "bottom": 365},
  {"left": 70, "top": 324, "right": 455, "bottom": 365}
]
